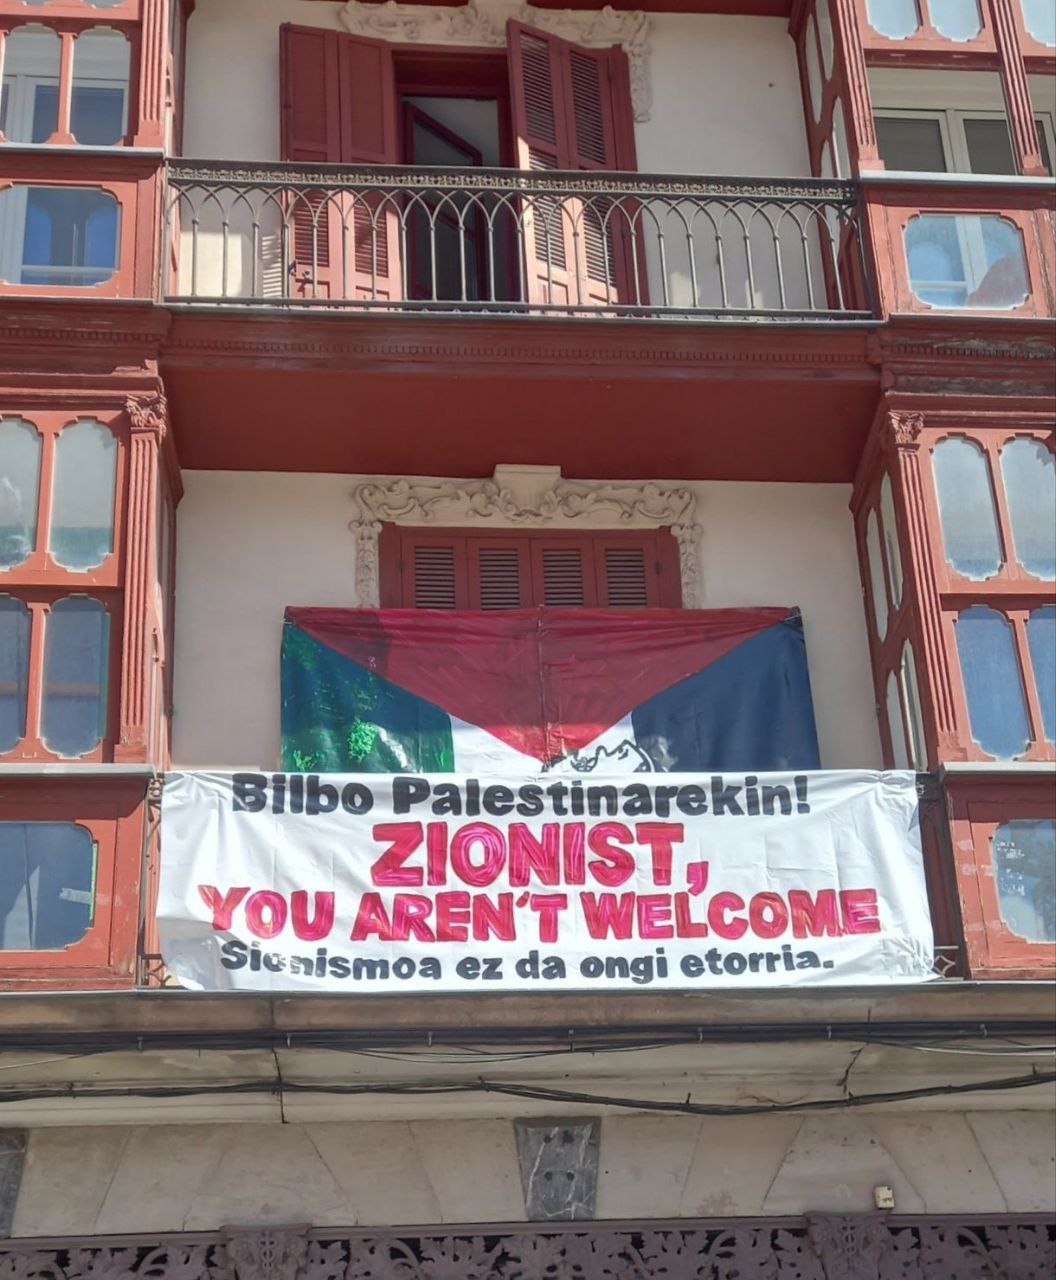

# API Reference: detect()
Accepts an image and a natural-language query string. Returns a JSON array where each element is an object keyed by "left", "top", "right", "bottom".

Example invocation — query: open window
[{"left": 278, "top": 21, "right": 638, "bottom": 307}]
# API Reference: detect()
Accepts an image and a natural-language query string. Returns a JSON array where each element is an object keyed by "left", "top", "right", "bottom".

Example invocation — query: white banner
[{"left": 158, "top": 770, "right": 936, "bottom": 993}]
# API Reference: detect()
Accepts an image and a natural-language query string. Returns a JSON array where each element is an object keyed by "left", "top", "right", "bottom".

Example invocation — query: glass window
[
  {"left": 1000, "top": 437, "right": 1056, "bottom": 580},
  {"left": 901, "top": 641, "right": 926, "bottom": 768},
  {"left": 992, "top": 819, "right": 1056, "bottom": 942},
  {"left": 928, "top": 0, "right": 982, "bottom": 41},
  {"left": 0, "top": 26, "right": 60, "bottom": 144},
  {"left": 71, "top": 28, "right": 129, "bottom": 145},
  {"left": 0, "top": 822, "right": 95, "bottom": 950},
  {"left": 886, "top": 669, "right": 909, "bottom": 768},
  {"left": 0, "top": 186, "right": 120, "bottom": 287},
  {"left": 880, "top": 474, "right": 903, "bottom": 607},
  {"left": 0, "top": 598, "right": 31, "bottom": 753},
  {"left": 49, "top": 419, "right": 117, "bottom": 570},
  {"left": 0, "top": 417, "right": 42, "bottom": 570},
  {"left": 816, "top": 0, "right": 835, "bottom": 76},
  {"left": 865, "top": 509, "right": 889, "bottom": 639},
  {"left": 805, "top": 16, "right": 823, "bottom": 124},
  {"left": 832, "top": 98, "right": 850, "bottom": 176},
  {"left": 933, "top": 437, "right": 1003, "bottom": 579},
  {"left": 867, "top": 0, "right": 921, "bottom": 38},
  {"left": 876, "top": 116, "right": 948, "bottom": 171},
  {"left": 41, "top": 596, "right": 109, "bottom": 756},
  {"left": 905, "top": 214, "right": 1028, "bottom": 309},
  {"left": 955, "top": 605, "right": 1031, "bottom": 759},
  {"left": 963, "top": 118, "right": 1016, "bottom": 174},
  {"left": 1027, "top": 606, "right": 1055, "bottom": 743},
  {"left": 1022, "top": 0, "right": 1056, "bottom": 45}
]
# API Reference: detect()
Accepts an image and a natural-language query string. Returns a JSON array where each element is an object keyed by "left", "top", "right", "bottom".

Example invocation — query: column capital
[{"left": 125, "top": 393, "right": 169, "bottom": 440}]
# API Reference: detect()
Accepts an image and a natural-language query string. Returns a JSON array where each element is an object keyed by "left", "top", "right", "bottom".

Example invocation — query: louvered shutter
[
  {"left": 467, "top": 539, "right": 531, "bottom": 610},
  {"left": 280, "top": 26, "right": 401, "bottom": 303},
  {"left": 507, "top": 21, "right": 639, "bottom": 308},
  {"left": 280, "top": 25, "right": 343, "bottom": 299}
]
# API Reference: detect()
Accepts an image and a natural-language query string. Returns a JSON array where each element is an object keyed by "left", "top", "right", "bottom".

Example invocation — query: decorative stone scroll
[
  {"left": 349, "top": 467, "right": 701, "bottom": 607},
  {"left": 339, "top": 1, "right": 653, "bottom": 121},
  {"left": 0, "top": 1219, "right": 1052, "bottom": 1278}
]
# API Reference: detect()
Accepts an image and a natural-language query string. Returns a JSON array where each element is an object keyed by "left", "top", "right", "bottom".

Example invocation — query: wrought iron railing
[{"left": 164, "top": 161, "right": 873, "bottom": 321}]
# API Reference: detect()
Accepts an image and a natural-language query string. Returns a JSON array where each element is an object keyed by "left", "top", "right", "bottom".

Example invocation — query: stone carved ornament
[
  {"left": 349, "top": 468, "right": 701, "bottom": 606},
  {"left": 0, "top": 1219, "right": 1052, "bottom": 1279},
  {"left": 340, "top": 0, "right": 653, "bottom": 121}
]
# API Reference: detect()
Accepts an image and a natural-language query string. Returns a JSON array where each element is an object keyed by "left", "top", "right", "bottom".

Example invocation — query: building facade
[{"left": 0, "top": 0, "right": 1054, "bottom": 1274}]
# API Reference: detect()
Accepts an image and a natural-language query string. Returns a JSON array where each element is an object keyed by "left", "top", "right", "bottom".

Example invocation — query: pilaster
[
  {"left": 831, "top": 0, "right": 882, "bottom": 171},
  {"left": 987, "top": 0, "right": 1047, "bottom": 176}
]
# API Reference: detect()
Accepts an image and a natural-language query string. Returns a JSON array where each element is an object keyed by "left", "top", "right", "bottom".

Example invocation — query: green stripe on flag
[{"left": 281, "top": 624, "right": 455, "bottom": 773}]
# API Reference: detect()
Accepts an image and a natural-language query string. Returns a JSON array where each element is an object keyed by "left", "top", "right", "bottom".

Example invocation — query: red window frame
[
  {"left": 921, "top": 427, "right": 1055, "bottom": 763},
  {"left": 854, "top": 0, "right": 997, "bottom": 59},
  {"left": 0, "top": 781, "right": 146, "bottom": 985},
  {"left": 380, "top": 525, "right": 682, "bottom": 610}
]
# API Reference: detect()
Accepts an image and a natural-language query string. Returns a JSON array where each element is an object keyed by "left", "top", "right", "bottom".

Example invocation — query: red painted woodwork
[
  {"left": 280, "top": 24, "right": 402, "bottom": 300},
  {"left": 380, "top": 526, "right": 681, "bottom": 609},
  {"left": 945, "top": 775, "right": 1056, "bottom": 979},
  {"left": 987, "top": 0, "right": 1047, "bottom": 175},
  {"left": 0, "top": 777, "right": 147, "bottom": 989},
  {"left": 507, "top": 21, "right": 638, "bottom": 305},
  {"left": 301, "top": 0, "right": 794, "bottom": 12}
]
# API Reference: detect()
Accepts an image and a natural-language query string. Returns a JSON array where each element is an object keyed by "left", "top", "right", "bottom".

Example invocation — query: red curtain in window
[
  {"left": 280, "top": 25, "right": 402, "bottom": 301},
  {"left": 507, "top": 21, "right": 639, "bottom": 307}
]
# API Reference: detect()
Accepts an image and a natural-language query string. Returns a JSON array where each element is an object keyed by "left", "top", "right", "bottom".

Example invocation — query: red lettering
[
  {"left": 530, "top": 892, "right": 567, "bottom": 943},
  {"left": 637, "top": 893, "right": 674, "bottom": 939},
  {"left": 708, "top": 891, "right": 747, "bottom": 940},
  {"left": 390, "top": 894, "right": 436, "bottom": 942},
  {"left": 198, "top": 884, "right": 249, "bottom": 931},
  {"left": 788, "top": 889, "right": 844, "bottom": 938},
  {"left": 290, "top": 890, "right": 334, "bottom": 941},
  {"left": 840, "top": 888, "right": 881, "bottom": 934},
  {"left": 562, "top": 823, "right": 586, "bottom": 885},
  {"left": 635, "top": 823, "right": 684, "bottom": 887},
  {"left": 580, "top": 891, "right": 635, "bottom": 940},
  {"left": 371, "top": 822, "right": 424, "bottom": 886},
  {"left": 749, "top": 891, "right": 789, "bottom": 940},
  {"left": 350, "top": 892, "right": 393, "bottom": 941},
  {"left": 244, "top": 890, "right": 287, "bottom": 939},
  {"left": 674, "top": 891, "right": 708, "bottom": 937},
  {"left": 435, "top": 891, "right": 471, "bottom": 942},
  {"left": 508, "top": 823, "right": 560, "bottom": 886},
  {"left": 472, "top": 892, "right": 516, "bottom": 941},
  {"left": 426, "top": 822, "right": 448, "bottom": 886},
  {"left": 450, "top": 822, "right": 505, "bottom": 887},
  {"left": 587, "top": 822, "right": 636, "bottom": 887}
]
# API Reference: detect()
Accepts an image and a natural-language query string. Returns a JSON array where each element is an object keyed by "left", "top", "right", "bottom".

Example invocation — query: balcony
[{"left": 164, "top": 161, "right": 873, "bottom": 323}]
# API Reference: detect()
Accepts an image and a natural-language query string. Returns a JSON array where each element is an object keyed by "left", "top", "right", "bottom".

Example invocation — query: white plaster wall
[
  {"left": 171, "top": 471, "right": 881, "bottom": 770},
  {"left": 11, "top": 1109, "right": 1056, "bottom": 1234},
  {"left": 181, "top": 1, "right": 810, "bottom": 177}
]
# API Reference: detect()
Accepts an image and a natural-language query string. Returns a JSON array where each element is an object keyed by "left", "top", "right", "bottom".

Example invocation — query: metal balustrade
[{"left": 164, "top": 161, "right": 874, "bottom": 321}]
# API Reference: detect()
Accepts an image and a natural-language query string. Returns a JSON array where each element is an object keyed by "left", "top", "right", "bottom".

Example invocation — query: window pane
[
  {"left": 886, "top": 670, "right": 909, "bottom": 768},
  {"left": 816, "top": 0, "right": 835, "bottom": 76},
  {"left": 49, "top": 419, "right": 117, "bottom": 570},
  {"left": 928, "top": 0, "right": 982, "bottom": 40},
  {"left": 901, "top": 641, "right": 926, "bottom": 768},
  {"left": 0, "top": 26, "right": 60, "bottom": 144},
  {"left": 832, "top": 98, "right": 850, "bottom": 176},
  {"left": 0, "top": 417, "right": 42, "bottom": 570},
  {"left": 1000, "top": 437, "right": 1056, "bottom": 579},
  {"left": 1022, "top": 0, "right": 1056, "bottom": 45},
  {"left": 805, "top": 16, "right": 823, "bottom": 123},
  {"left": 880, "top": 474, "right": 904, "bottom": 607},
  {"left": 933, "top": 437, "right": 1003, "bottom": 579},
  {"left": 0, "top": 822, "right": 95, "bottom": 950},
  {"left": 1027, "top": 606, "right": 1055, "bottom": 743},
  {"left": 963, "top": 118, "right": 1016, "bottom": 175},
  {"left": 867, "top": 0, "right": 921, "bottom": 37},
  {"left": 865, "top": 509, "right": 889, "bottom": 638},
  {"left": 992, "top": 819, "right": 1055, "bottom": 942},
  {"left": 876, "top": 117, "right": 947, "bottom": 171},
  {"left": 0, "top": 186, "right": 120, "bottom": 288},
  {"left": 0, "top": 598, "right": 31, "bottom": 753},
  {"left": 955, "top": 605, "right": 1031, "bottom": 759},
  {"left": 71, "top": 28, "right": 129, "bottom": 145},
  {"left": 41, "top": 596, "right": 109, "bottom": 756},
  {"left": 905, "top": 214, "right": 1028, "bottom": 309}
]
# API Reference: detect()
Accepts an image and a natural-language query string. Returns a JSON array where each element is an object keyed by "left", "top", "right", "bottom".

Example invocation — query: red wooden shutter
[
  {"left": 280, "top": 25, "right": 401, "bottom": 303},
  {"left": 507, "top": 21, "right": 638, "bottom": 308},
  {"left": 467, "top": 538, "right": 532, "bottom": 610},
  {"left": 280, "top": 25, "right": 343, "bottom": 299}
]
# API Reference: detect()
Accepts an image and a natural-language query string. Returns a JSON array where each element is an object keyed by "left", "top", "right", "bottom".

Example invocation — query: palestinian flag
[{"left": 281, "top": 607, "right": 820, "bottom": 774}]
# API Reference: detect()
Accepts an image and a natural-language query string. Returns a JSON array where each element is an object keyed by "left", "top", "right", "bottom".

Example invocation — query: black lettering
[
  {"left": 232, "top": 773, "right": 267, "bottom": 813},
  {"left": 516, "top": 784, "right": 544, "bottom": 817},
  {"left": 483, "top": 785, "right": 515, "bottom": 816},
  {"left": 392, "top": 776, "right": 430, "bottom": 815},
  {"left": 675, "top": 785, "right": 707, "bottom": 816},
  {"left": 711, "top": 775, "right": 744, "bottom": 816},
  {"left": 220, "top": 939, "right": 248, "bottom": 968}
]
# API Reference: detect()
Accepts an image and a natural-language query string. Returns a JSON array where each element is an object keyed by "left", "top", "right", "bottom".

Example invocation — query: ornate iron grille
[
  {"left": 164, "top": 161, "right": 873, "bottom": 322},
  {"left": 1, "top": 1217, "right": 1053, "bottom": 1279}
]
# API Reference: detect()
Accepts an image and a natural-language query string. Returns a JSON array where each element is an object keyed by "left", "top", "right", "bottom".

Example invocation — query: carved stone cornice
[
  {"left": 339, "top": 1, "right": 653, "bottom": 121},
  {"left": 125, "top": 393, "right": 169, "bottom": 440},
  {"left": 223, "top": 1227, "right": 310, "bottom": 1280},
  {"left": 349, "top": 468, "right": 701, "bottom": 607}
]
